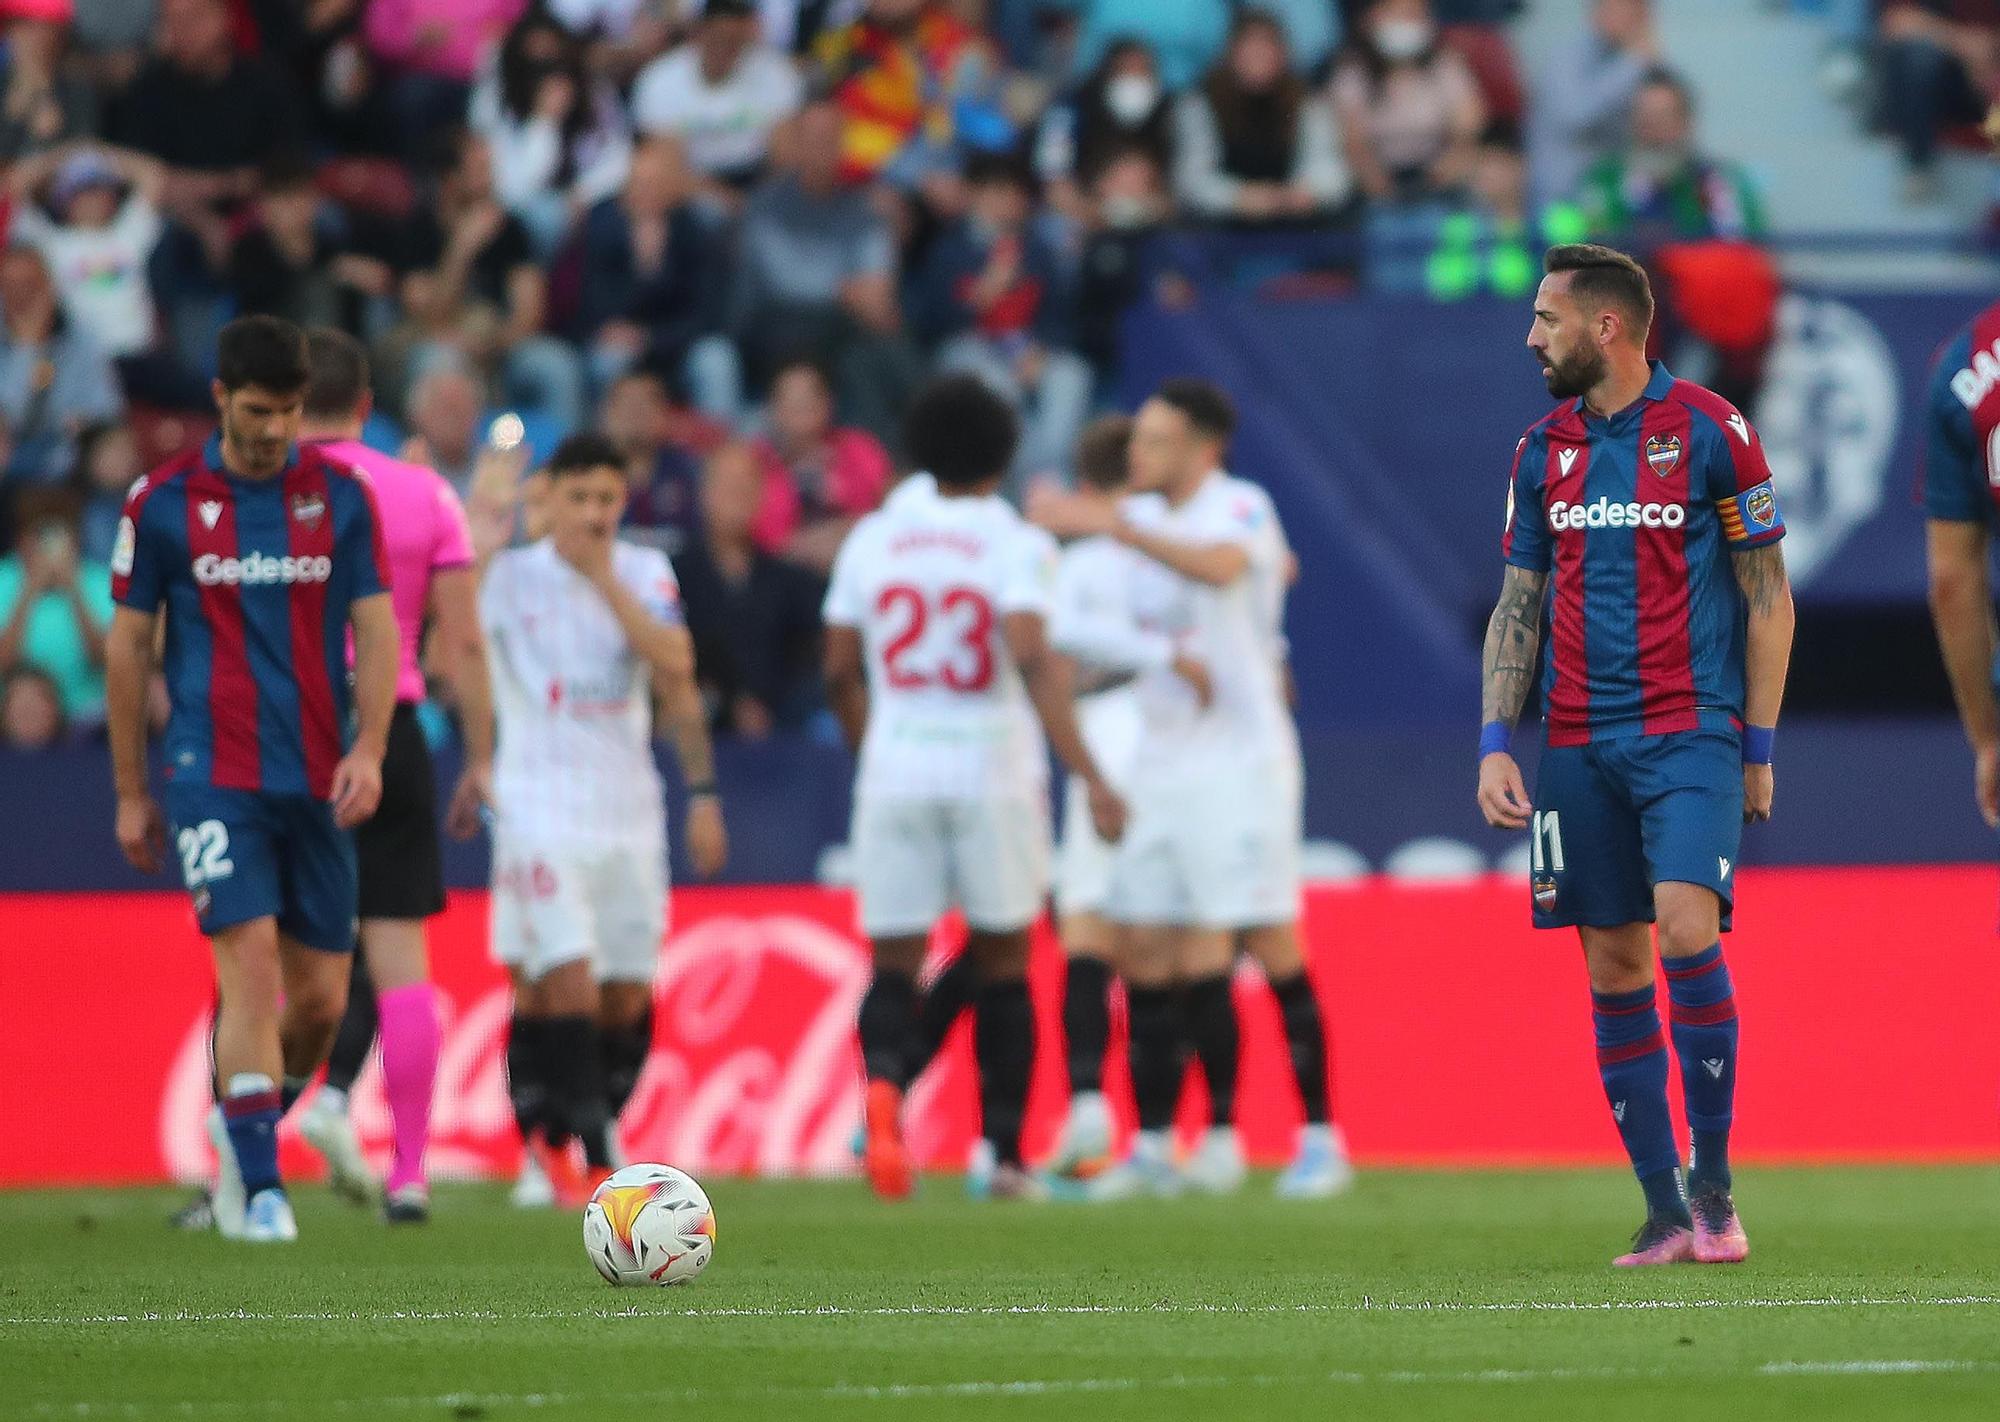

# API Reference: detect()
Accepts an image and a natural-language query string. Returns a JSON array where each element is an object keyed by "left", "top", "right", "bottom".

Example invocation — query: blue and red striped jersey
[
  {"left": 1920, "top": 299, "right": 2000, "bottom": 528},
  {"left": 111, "top": 437, "right": 390, "bottom": 799},
  {"left": 1502, "top": 362, "right": 1786, "bottom": 747}
]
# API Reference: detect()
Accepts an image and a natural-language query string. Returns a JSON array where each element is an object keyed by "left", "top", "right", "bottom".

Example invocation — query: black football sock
[
  {"left": 599, "top": 1005, "right": 654, "bottom": 1123},
  {"left": 1183, "top": 973, "right": 1239, "bottom": 1126},
  {"left": 1062, "top": 955, "right": 1111, "bottom": 1095},
  {"left": 858, "top": 968, "right": 920, "bottom": 1089},
  {"left": 507, "top": 1014, "right": 552, "bottom": 1144},
  {"left": 541, "top": 1015, "right": 612, "bottom": 1168},
  {"left": 973, "top": 975, "right": 1034, "bottom": 1167},
  {"left": 323, "top": 955, "right": 379, "bottom": 1097},
  {"left": 1271, "top": 972, "right": 1331, "bottom": 1125},
  {"left": 1126, "top": 985, "right": 1185, "bottom": 1132},
  {"left": 910, "top": 953, "right": 978, "bottom": 1080}
]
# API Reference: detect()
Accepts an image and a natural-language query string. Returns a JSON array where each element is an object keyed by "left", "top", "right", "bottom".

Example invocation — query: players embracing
[{"left": 1477, "top": 244, "right": 1795, "bottom": 1266}]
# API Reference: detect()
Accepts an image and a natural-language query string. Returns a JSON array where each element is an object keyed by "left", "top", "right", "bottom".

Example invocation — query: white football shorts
[
  {"left": 490, "top": 835, "right": 668, "bottom": 983},
  {"left": 1107, "top": 761, "right": 1302, "bottom": 930},
  {"left": 851, "top": 793, "right": 1051, "bottom": 938}
]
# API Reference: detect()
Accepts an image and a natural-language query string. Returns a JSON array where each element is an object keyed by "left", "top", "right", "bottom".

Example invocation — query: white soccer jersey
[
  {"left": 481, "top": 539, "right": 680, "bottom": 847},
  {"left": 823, "top": 477, "right": 1058, "bottom": 803},
  {"left": 1123, "top": 473, "right": 1298, "bottom": 782}
]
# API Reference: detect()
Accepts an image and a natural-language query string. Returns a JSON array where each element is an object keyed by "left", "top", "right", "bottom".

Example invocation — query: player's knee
[
  {"left": 967, "top": 930, "right": 1030, "bottom": 982},
  {"left": 1654, "top": 886, "right": 1722, "bottom": 957},
  {"left": 289, "top": 977, "right": 349, "bottom": 1038}
]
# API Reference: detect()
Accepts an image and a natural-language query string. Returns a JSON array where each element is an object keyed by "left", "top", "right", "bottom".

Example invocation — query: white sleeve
[
  {"left": 998, "top": 526, "right": 1057, "bottom": 617},
  {"left": 490, "top": 116, "right": 564, "bottom": 207},
  {"left": 821, "top": 525, "right": 867, "bottom": 627},
  {"left": 624, "top": 547, "right": 683, "bottom": 625},
  {"left": 115, "top": 197, "right": 165, "bottom": 255},
  {"left": 1049, "top": 547, "right": 1173, "bottom": 675},
  {"left": 629, "top": 56, "right": 685, "bottom": 133}
]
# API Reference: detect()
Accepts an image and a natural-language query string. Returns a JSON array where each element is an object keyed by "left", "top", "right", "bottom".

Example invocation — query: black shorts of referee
[{"left": 354, "top": 702, "right": 446, "bottom": 920}]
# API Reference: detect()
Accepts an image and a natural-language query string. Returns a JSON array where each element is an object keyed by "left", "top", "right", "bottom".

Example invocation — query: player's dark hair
[
  {"left": 303, "top": 328, "right": 371, "bottom": 421},
  {"left": 546, "top": 431, "right": 627, "bottom": 479},
  {"left": 216, "top": 315, "right": 310, "bottom": 395},
  {"left": 1544, "top": 243, "right": 1654, "bottom": 338},
  {"left": 1152, "top": 378, "right": 1236, "bottom": 444},
  {"left": 904, "top": 374, "right": 1019, "bottom": 490},
  {"left": 1073, "top": 414, "right": 1133, "bottom": 493}
]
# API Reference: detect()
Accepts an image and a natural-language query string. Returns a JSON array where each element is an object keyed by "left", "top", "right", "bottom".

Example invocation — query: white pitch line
[
  {"left": 19, "top": 1361, "right": 2000, "bottom": 1417},
  {"left": 6, "top": 1296, "right": 2000, "bottom": 1328}
]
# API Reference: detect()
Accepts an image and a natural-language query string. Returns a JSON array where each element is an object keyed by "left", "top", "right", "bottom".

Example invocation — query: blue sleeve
[
  {"left": 1924, "top": 340, "right": 1988, "bottom": 523},
  {"left": 339, "top": 476, "right": 390, "bottom": 604},
  {"left": 111, "top": 483, "right": 166, "bottom": 611},
  {"left": 1502, "top": 430, "right": 1551, "bottom": 572}
]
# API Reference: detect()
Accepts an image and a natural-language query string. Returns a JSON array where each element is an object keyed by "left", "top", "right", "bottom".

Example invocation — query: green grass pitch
[{"left": 3, "top": 1166, "right": 1999, "bottom": 1421}]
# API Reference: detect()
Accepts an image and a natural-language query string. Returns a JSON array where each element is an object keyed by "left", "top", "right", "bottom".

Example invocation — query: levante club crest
[
  {"left": 1644, "top": 433, "right": 1682, "bottom": 477},
  {"left": 290, "top": 491, "right": 326, "bottom": 530}
]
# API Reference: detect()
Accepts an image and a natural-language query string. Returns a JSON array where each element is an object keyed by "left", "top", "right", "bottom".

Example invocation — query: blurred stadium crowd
[{"left": 0, "top": 0, "right": 1987, "bottom": 754}]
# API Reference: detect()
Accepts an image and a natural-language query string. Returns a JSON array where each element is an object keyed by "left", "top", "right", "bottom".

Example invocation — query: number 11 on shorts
[{"left": 1530, "top": 809, "right": 1565, "bottom": 874}]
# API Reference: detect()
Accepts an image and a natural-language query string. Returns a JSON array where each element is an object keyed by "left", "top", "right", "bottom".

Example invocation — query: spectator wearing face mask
[
  {"left": 1074, "top": 145, "right": 1183, "bottom": 386},
  {"left": 1580, "top": 69, "right": 1764, "bottom": 244},
  {"left": 1033, "top": 38, "right": 1175, "bottom": 227},
  {"left": 1175, "top": 8, "right": 1351, "bottom": 224},
  {"left": 1331, "top": 0, "right": 1485, "bottom": 205}
]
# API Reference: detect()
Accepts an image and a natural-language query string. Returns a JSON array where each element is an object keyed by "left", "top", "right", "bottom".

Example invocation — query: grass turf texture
[{"left": 2, "top": 1167, "right": 1998, "bottom": 1421}]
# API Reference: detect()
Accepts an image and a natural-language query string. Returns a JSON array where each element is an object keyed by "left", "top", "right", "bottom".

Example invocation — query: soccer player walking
[
  {"left": 289, "top": 329, "right": 495, "bottom": 1224},
  {"left": 825, "top": 376, "right": 1125, "bottom": 1202},
  {"left": 479, "top": 433, "right": 727, "bottom": 1209},
  {"left": 1477, "top": 245, "right": 1795, "bottom": 1266},
  {"left": 106, "top": 315, "right": 399, "bottom": 1243}
]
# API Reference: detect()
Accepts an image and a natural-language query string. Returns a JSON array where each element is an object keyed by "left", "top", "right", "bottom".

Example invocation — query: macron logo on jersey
[
  {"left": 1557, "top": 448, "right": 1579, "bottom": 477},
  {"left": 1725, "top": 413, "right": 1751, "bottom": 446},
  {"left": 198, "top": 500, "right": 223, "bottom": 530},
  {"left": 193, "top": 552, "right": 333, "bottom": 586},
  {"left": 1548, "top": 499, "right": 1687, "bottom": 532}
]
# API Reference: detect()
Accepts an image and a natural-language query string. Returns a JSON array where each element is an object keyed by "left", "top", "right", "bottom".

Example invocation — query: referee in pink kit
[{"left": 295, "top": 328, "right": 496, "bottom": 1223}]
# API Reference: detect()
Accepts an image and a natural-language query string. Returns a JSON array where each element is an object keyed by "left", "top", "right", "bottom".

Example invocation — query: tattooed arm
[
  {"left": 1733, "top": 542, "right": 1795, "bottom": 823},
  {"left": 1476, "top": 565, "right": 1547, "bottom": 830},
  {"left": 1481, "top": 564, "right": 1548, "bottom": 730}
]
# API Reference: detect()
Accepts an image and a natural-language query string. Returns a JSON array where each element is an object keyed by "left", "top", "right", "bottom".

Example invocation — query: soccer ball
[{"left": 582, "top": 1163, "right": 716, "bottom": 1287}]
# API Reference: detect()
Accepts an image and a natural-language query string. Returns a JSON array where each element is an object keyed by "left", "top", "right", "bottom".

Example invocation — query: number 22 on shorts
[{"left": 177, "top": 819, "right": 235, "bottom": 888}]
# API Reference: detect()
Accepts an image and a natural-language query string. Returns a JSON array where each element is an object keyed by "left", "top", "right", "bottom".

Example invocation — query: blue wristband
[
  {"left": 1742, "top": 725, "right": 1775, "bottom": 766},
  {"left": 1479, "top": 721, "right": 1513, "bottom": 759}
]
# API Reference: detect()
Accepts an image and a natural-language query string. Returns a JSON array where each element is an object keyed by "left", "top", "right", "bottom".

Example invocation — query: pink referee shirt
[{"left": 315, "top": 438, "right": 475, "bottom": 704}]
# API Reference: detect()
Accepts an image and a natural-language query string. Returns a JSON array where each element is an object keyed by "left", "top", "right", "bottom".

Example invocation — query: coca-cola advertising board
[{"left": 2, "top": 870, "right": 1996, "bottom": 1187}]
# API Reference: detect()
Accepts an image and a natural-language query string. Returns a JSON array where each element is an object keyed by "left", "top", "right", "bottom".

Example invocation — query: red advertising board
[{"left": 3, "top": 869, "right": 1996, "bottom": 1187}]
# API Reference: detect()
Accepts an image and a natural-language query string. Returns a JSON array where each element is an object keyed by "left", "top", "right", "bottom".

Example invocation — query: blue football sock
[
  {"left": 222, "top": 1072, "right": 283, "bottom": 1199},
  {"left": 1592, "top": 985, "right": 1688, "bottom": 1224},
  {"left": 1666, "top": 943, "right": 1738, "bottom": 1193}
]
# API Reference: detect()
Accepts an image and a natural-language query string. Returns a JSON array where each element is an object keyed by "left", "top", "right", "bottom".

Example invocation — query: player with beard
[
  {"left": 107, "top": 315, "right": 397, "bottom": 1242},
  {"left": 1478, "top": 244, "right": 1794, "bottom": 1266}
]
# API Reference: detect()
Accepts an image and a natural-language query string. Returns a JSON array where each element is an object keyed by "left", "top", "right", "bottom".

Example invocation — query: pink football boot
[
  {"left": 1690, "top": 1191, "right": 1750, "bottom": 1264},
  {"left": 1614, "top": 1217, "right": 1696, "bottom": 1267}
]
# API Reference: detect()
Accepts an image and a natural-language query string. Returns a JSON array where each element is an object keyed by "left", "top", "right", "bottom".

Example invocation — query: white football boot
[
  {"left": 206, "top": 1106, "right": 247, "bottom": 1241},
  {"left": 1043, "top": 1090, "right": 1115, "bottom": 1180},
  {"left": 1274, "top": 1123, "right": 1355, "bottom": 1200},
  {"left": 1086, "top": 1129, "right": 1183, "bottom": 1202},
  {"left": 298, "top": 1091, "right": 376, "bottom": 1205},
  {"left": 1180, "top": 1125, "right": 1248, "bottom": 1195},
  {"left": 241, "top": 1189, "right": 299, "bottom": 1243},
  {"left": 510, "top": 1147, "right": 556, "bottom": 1209}
]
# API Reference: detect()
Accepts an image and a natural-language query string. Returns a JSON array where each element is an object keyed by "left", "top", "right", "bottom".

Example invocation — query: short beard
[{"left": 1542, "top": 346, "right": 1607, "bottom": 401}]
